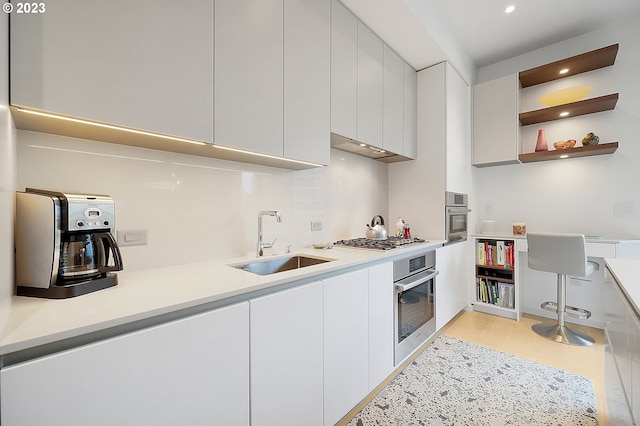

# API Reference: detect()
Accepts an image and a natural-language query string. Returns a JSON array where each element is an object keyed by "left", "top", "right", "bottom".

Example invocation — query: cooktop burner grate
[{"left": 334, "top": 237, "right": 426, "bottom": 250}]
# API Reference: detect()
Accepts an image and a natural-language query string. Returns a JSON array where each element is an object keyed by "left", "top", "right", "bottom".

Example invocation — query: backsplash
[{"left": 16, "top": 130, "right": 389, "bottom": 271}]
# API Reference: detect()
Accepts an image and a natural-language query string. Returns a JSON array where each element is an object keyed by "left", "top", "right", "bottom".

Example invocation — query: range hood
[{"left": 330, "top": 133, "right": 412, "bottom": 163}]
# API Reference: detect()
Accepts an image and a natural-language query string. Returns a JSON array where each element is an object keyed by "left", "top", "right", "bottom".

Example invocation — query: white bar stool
[{"left": 526, "top": 232, "right": 598, "bottom": 346}]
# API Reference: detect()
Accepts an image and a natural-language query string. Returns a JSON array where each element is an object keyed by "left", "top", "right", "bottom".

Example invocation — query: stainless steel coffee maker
[{"left": 15, "top": 188, "right": 123, "bottom": 298}]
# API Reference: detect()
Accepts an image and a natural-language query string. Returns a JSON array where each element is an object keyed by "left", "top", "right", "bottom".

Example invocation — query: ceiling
[{"left": 340, "top": 0, "right": 640, "bottom": 80}]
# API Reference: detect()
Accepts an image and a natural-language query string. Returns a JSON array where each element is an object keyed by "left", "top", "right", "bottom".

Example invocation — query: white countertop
[
  {"left": 0, "top": 240, "right": 445, "bottom": 356},
  {"left": 605, "top": 258, "right": 640, "bottom": 315},
  {"left": 471, "top": 233, "right": 631, "bottom": 244}
]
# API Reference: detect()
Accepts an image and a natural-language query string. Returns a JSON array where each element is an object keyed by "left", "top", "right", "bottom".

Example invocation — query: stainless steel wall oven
[
  {"left": 393, "top": 250, "right": 439, "bottom": 365},
  {"left": 445, "top": 191, "right": 470, "bottom": 244}
]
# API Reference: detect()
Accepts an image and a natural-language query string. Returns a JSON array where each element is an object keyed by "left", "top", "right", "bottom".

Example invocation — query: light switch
[{"left": 117, "top": 229, "right": 148, "bottom": 247}]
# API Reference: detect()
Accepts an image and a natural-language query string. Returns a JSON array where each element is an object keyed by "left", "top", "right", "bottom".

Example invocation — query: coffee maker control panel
[{"left": 66, "top": 194, "right": 116, "bottom": 233}]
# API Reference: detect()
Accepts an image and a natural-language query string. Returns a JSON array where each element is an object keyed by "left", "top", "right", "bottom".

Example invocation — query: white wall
[
  {"left": 15, "top": 131, "right": 389, "bottom": 272},
  {"left": 472, "top": 16, "right": 640, "bottom": 240},
  {"left": 0, "top": 13, "right": 17, "bottom": 324}
]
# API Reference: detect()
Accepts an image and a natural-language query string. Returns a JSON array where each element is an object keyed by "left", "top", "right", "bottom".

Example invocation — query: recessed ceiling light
[
  {"left": 559, "top": 154, "right": 569, "bottom": 159},
  {"left": 359, "top": 143, "right": 367, "bottom": 147},
  {"left": 559, "top": 111, "right": 570, "bottom": 117},
  {"left": 559, "top": 68, "right": 570, "bottom": 74},
  {"left": 505, "top": 5, "right": 515, "bottom": 14}
]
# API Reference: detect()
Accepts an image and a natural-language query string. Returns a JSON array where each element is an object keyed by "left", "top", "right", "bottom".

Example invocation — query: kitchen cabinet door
[
  {"left": 436, "top": 241, "right": 471, "bottom": 330},
  {"left": 250, "top": 281, "right": 324, "bottom": 426},
  {"left": 0, "top": 302, "right": 250, "bottom": 426},
  {"left": 472, "top": 74, "right": 520, "bottom": 166},
  {"left": 604, "top": 273, "right": 633, "bottom": 404},
  {"left": 215, "top": 0, "right": 284, "bottom": 157},
  {"left": 603, "top": 273, "right": 635, "bottom": 424},
  {"left": 445, "top": 63, "right": 472, "bottom": 193},
  {"left": 403, "top": 62, "right": 418, "bottom": 159},
  {"left": 10, "top": 0, "right": 214, "bottom": 142},
  {"left": 330, "top": 0, "right": 358, "bottom": 139},
  {"left": 629, "top": 315, "right": 640, "bottom": 423},
  {"left": 357, "top": 22, "right": 384, "bottom": 148},
  {"left": 323, "top": 269, "right": 369, "bottom": 426},
  {"left": 284, "top": 0, "right": 331, "bottom": 165},
  {"left": 383, "top": 45, "right": 404, "bottom": 155},
  {"left": 368, "top": 262, "right": 395, "bottom": 389},
  {"left": 631, "top": 314, "right": 640, "bottom": 423}
]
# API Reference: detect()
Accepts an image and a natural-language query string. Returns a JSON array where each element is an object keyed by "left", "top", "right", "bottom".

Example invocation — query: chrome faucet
[{"left": 257, "top": 210, "right": 282, "bottom": 257}]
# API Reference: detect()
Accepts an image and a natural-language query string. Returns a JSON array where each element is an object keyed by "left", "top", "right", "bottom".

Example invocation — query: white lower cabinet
[
  {"left": 0, "top": 302, "right": 250, "bottom": 426},
  {"left": 323, "top": 270, "right": 370, "bottom": 426},
  {"left": 250, "top": 281, "right": 324, "bottom": 426},
  {"left": 2, "top": 263, "right": 398, "bottom": 426},
  {"left": 436, "top": 241, "right": 470, "bottom": 330},
  {"left": 604, "top": 269, "right": 638, "bottom": 425},
  {"left": 368, "top": 262, "right": 395, "bottom": 389}
]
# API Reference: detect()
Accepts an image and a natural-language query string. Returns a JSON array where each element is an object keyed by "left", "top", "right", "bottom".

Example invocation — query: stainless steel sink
[{"left": 230, "top": 255, "right": 335, "bottom": 276}]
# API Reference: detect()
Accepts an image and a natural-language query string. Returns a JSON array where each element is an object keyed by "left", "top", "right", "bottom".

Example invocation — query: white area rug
[{"left": 349, "top": 335, "right": 598, "bottom": 425}]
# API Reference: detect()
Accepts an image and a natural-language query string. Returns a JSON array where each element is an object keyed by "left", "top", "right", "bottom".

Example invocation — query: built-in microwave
[{"left": 445, "top": 191, "right": 470, "bottom": 243}]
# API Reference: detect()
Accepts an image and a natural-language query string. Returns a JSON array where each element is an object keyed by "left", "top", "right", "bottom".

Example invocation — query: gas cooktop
[{"left": 334, "top": 237, "right": 426, "bottom": 251}]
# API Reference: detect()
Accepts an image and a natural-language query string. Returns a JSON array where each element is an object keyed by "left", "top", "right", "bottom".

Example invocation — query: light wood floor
[{"left": 340, "top": 310, "right": 607, "bottom": 425}]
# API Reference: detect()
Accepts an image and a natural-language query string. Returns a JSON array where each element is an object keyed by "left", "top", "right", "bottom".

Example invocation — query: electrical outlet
[
  {"left": 614, "top": 202, "right": 634, "bottom": 216},
  {"left": 485, "top": 204, "right": 493, "bottom": 214},
  {"left": 310, "top": 221, "right": 322, "bottom": 231},
  {"left": 117, "top": 229, "right": 148, "bottom": 246}
]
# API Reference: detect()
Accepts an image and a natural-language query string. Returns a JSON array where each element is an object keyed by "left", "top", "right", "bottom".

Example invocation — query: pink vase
[{"left": 535, "top": 129, "right": 548, "bottom": 152}]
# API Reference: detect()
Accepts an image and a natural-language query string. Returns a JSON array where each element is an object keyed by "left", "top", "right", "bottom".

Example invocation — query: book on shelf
[
  {"left": 476, "top": 277, "right": 515, "bottom": 309},
  {"left": 496, "top": 241, "right": 505, "bottom": 266},
  {"left": 476, "top": 240, "right": 515, "bottom": 268},
  {"left": 477, "top": 242, "right": 486, "bottom": 265}
]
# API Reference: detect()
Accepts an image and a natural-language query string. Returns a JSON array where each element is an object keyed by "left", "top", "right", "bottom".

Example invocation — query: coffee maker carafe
[{"left": 15, "top": 188, "right": 123, "bottom": 298}]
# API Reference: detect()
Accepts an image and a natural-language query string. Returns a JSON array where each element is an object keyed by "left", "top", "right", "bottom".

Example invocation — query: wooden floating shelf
[
  {"left": 519, "top": 93, "right": 618, "bottom": 126},
  {"left": 519, "top": 44, "right": 619, "bottom": 88},
  {"left": 518, "top": 142, "right": 619, "bottom": 163}
]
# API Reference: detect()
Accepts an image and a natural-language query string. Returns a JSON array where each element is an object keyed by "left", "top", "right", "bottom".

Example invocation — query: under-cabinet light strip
[
  {"left": 16, "top": 107, "right": 208, "bottom": 146},
  {"left": 17, "top": 107, "right": 324, "bottom": 168},
  {"left": 211, "top": 144, "right": 324, "bottom": 168}
]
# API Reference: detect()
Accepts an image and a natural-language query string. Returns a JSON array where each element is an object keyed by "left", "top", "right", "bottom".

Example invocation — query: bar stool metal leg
[{"left": 532, "top": 274, "right": 595, "bottom": 346}]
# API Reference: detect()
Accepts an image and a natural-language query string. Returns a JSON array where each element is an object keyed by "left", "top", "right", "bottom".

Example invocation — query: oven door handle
[{"left": 395, "top": 270, "right": 439, "bottom": 292}]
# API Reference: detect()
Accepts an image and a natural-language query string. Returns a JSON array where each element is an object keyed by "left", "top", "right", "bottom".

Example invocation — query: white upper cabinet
[
  {"left": 216, "top": 0, "right": 330, "bottom": 165},
  {"left": 284, "top": 0, "right": 331, "bottom": 165},
  {"left": 215, "top": 0, "right": 284, "bottom": 157},
  {"left": 445, "top": 62, "right": 472, "bottom": 193},
  {"left": 403, "top": 62, "right": 418, "bottom": 159},
  {"left": 10, "top": 0, "right": 214, "bottom": 143},
  {"left": 383, "top": 45, "right": 405, "bottom": 155},
  {"left": 357, "top": 22, "right": 384, "bottom": 148},
  {"left": 472, "top": 74, "right": 521, "bottom": 166},
  {"left": 330, "top": 0, "right": 358, "bottom": 140},
  {"left": 330, "top": 2, "right": 416, "bottom": 160}
]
